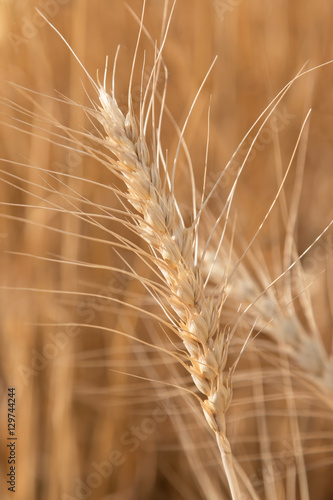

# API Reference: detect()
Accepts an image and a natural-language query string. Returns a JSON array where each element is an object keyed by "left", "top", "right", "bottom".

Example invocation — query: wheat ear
[
  {"left": 93, "top": 80, "right": 249, "bottom": 498},
  {"left": 203, "top": 233, "right": 333, "bottom": 404}
]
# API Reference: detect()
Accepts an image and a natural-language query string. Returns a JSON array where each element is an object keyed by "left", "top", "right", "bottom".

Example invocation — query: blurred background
[{"left": 0, "top": 0, "right": 333, "bottom": 499}]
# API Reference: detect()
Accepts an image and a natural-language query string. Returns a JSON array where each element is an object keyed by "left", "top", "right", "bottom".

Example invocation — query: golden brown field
[{"left": 1, "top": 1, "right": 333, "bottom": 499}]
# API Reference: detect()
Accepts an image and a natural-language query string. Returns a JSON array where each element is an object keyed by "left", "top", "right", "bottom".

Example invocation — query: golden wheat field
[{"left": 1, "top": 1, "right": 333, "bottom": 499}]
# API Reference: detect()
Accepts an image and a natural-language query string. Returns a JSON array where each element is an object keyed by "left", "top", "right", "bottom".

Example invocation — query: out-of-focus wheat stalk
[{"left": 203, "top": 226, "right": 333, "bottom": 403}]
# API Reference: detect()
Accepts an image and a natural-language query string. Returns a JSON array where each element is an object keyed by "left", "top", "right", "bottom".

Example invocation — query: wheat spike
[{"left": 94, "top": 74, "right": 249, "bottom": 496}]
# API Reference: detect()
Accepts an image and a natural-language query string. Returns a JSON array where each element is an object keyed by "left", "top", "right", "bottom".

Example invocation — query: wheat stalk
[
  {"left": 32, "top": 5, "right": 253, "bottom": 492},
  {"left": 21, "top": 5, "right": 246, "bottom": 493},
  {"left": 93, "top": 70, "right": 249, "bottom": 496}
]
